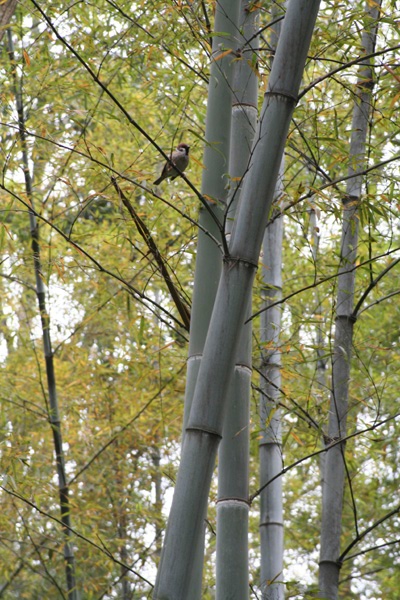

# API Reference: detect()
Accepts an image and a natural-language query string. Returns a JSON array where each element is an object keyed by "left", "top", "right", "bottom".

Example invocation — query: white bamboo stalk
[
  {"left": 260, "top": 166, "right": 284, "bottom": 600},
  {"left": 309, "top": 206, "right": 328, "bottom": 491},
  {"left": 154, "top": 2, "right": 321, "bottom": 597},
  {"left": 259, "top": 7, "right": 285, "bottom": 598},
  {"left": 216, "top": 3, "right": 258, "bottom": 597},
  {"left": 310, "top": 208, "right": 327, "bottom": 390},
  {"left": 181, "top": 0, "right": 241, "bottom": 596},
  {"left": 318, "top": 3, "right": 382, "bottom": 598}
]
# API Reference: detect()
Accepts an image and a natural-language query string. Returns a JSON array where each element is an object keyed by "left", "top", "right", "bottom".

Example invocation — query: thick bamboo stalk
[
  {"left": 318, "top": 3, "right": 382, "bottom": 598},
  {"left": 182, "top": 0, "right": 240, "bottom": 432},
  {"left": 215, "top": 2, "right": 258, "bottom": 598},
  {"left": 180, "top": 0, "right": 241, "bottom": 596},
  {"left": 154, "top": 3, "right": 321, "bottom": 597}
]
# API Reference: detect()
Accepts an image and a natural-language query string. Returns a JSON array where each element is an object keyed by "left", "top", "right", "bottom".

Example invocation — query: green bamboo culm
[
  {"left": 259, "top": 4, "right": 286, "bottom": 599},
  {"left": 216, "top": 1, "right": 259, "bottom": 598},
  {"left": 318, "top": 2, "right": 383, "bottom": 598},
  {"left": 180, "top": 0, "right": 241, "bottom": 596}
]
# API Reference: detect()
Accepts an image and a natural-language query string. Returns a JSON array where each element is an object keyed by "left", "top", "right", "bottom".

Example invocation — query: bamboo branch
[
  {"left": 249, "top": 411, "right": 400, "bottom": 503},
  {"left": 112, "top": 178, "right": 191, "bottom": 330}
]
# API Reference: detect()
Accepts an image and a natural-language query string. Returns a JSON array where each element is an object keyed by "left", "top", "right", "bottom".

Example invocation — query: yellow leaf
[
  {"left": 152, "top": 341, "right": 175, "bottom": 353},
  {"left": 23, "top": 49, "right": 31, "bottom": 67},
  {"left": 265, "top": 407, "right": 277, "bottom": 428},
  {"left": 214, "top": 49, "right": 233, "bottom": 61},
  {"left": 390, "top": 90, "right": 400, "bottom": 109},
  {"left": 58, "top": 177, "right": 72, "bottom": 187},
  {"left": 384, "top": 63, "right": 400, "bottom": 84},
  {"left": 248, "top": 2, "right": 263, "bottom": 11},
  {"left": 290, "top": 431, "right": 304, "bottom": 446},
  {"left": 191, "top": 156, "right": 204, "bottom": 169},
  {"left": 1, "top": 222, "right": 12, "bottom": 239}
]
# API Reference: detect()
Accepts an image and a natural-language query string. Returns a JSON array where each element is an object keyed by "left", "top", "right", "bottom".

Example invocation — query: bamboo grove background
[{"left": 0, "top": 0, "right": 400, "bottom": 598}]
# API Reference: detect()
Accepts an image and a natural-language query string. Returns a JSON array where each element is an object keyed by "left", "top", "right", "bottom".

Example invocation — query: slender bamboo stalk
[
  {"left": 318, "top": 3, "right": 382, "bottom": 598},
  {"left": 309, "top": 207, "right": 326, "bottom": 389},
  {"left": 259, "top": 7, "right": 285, "bottom": 598},
  {"left": 114, "top": 450, "right": 131, "bottom": 600},
  {"left": 309, "top": 205, "right": 328, "bottom": 492},
  {"left": 216, "top": 2, "right": 258, "bottom": 597},
  {"left": 154, "top": 3, "right": 321, "bottom": 597},
  {"left": 152, "top": 443, "right": 163, "bottom": 560},
  {"left": 7, "top": 30, "right": 79, "bottom": 600},
  {"left": 259, "top": 168, "right": 284, "bottom": 600}
]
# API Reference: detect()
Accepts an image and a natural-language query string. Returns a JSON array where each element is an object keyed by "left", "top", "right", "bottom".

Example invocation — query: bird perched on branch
[{"left": 153, "top": 143, "right": 190, "bottom": 185}]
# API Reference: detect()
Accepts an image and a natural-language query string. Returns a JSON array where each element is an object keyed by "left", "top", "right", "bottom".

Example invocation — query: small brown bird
[{"left": 153, "top": 143, "right": 190, "bottom": 185}]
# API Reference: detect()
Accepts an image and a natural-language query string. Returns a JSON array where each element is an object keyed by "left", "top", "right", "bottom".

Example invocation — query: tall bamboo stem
[
  {"left": 7, "top": 29, "right": 79, "bottom": 600},
  {"left": 318, "top": 3, "right": 382, "bottom": 598}
]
